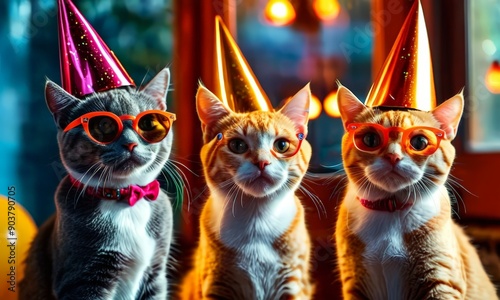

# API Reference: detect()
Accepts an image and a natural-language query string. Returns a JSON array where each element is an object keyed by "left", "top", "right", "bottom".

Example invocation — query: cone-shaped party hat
[
  {"left": 58, "top": 0, "right": 135, "bottom": 98},
  {"left": 365, "top": 0, "right": 435, "bottom": 111},
  {"left": 215, "top": 16, "right": 273, "bottom": 112}
]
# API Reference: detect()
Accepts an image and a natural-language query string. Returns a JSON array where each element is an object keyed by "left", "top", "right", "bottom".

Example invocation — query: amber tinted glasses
[
  {"left": 346, "top": 123, "right": 445, "bottom": 155},
  {"left": 64, "top": 110, "right": 176, "bottom": 144}
]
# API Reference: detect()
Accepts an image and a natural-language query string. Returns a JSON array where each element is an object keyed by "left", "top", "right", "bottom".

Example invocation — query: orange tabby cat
[
  {"left": 180, "top": 85, "right": 314, "bottom": 299},
  {"left": 335, "top": 86, "right": 498, "bottom": 299}
]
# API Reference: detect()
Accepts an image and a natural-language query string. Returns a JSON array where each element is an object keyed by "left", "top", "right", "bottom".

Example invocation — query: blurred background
[{"left": 1, "top": 0, "right": 500, "bottom": 298}]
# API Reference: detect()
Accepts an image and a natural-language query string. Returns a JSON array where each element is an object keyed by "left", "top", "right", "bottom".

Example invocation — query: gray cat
[{"left": 20, "top": 68, "right": 174, "bottom": 300}]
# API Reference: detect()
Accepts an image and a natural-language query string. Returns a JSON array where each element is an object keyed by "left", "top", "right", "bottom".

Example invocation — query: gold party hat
[
  {"left": 215, "top": 16, "right": 274, "bottom": 112},
  {"left": 365, "top": 0, "right": 435, "bottom": 111}
]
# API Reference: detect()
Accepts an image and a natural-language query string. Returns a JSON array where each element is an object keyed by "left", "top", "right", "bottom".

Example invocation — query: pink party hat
[{"left": 58, "top": 0, "right": 135, "bottom": 97}]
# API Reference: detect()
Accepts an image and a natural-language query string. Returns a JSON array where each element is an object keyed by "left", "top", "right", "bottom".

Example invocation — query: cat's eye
[
  {"left": 274, "top": 139, "right": 290, "bottom": 153},
  {"left": 347, "top": 123, "right": 445, "bottom": 156},
  {"left": 362, "top": 132, "right": 381, "bottom": 148},
  {"left": 97, "top": 117, "right": 116, "bottom": 134},
  {"left": 138, "top": 113, "right": 170, "bottom": 142},
  {"left": 228, "top": 139, "right": 249, "bottom": 154},
  {"left": 216, "top": 132, "right": 306, "bottom": 159},
  {"left": 409, "top": 135, "right": 428, "bottom": 151},
  {"left": 89, "top": 116, "right": 118, "bottom": 143},
  {"left": 138, "top": 115, "right": 158, "bottom": 131},
  {"left": 64, "top": 110, "right": 176, "bottom": 145}
]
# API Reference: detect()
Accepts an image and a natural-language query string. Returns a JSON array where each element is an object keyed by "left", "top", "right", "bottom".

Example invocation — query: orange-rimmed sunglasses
[
  {"left": 64, "top": 110, "right": 176, "bottom": 144},
  {"left": 346, "top": 123, "right": 445, "bottom": 156}
]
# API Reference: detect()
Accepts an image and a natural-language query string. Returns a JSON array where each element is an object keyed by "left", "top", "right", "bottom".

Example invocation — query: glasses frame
[
  {"left": 64, "top": 110, "right": 176, "bottom": 144},
  {"left": 346, "top": 122, "right": 446, "bottom": 155},
  {"left": 214, "top": 132, "right": 306, "bottom": 158}
]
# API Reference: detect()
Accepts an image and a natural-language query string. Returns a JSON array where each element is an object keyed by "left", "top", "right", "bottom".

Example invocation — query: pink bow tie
[
  {"left": 125, "top": 181, "right": 160, "bottom": 206},
  {"left": 69, "top": 176, "right": 160, "bottom": 206}
]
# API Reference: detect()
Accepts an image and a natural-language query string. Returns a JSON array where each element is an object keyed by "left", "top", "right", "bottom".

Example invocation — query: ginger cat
[
  {"left": 335, "top": 86, "right": 498, "bottom": 300},
  {"left": 180, "top": 85, "right": 314, "bottom": 299}
]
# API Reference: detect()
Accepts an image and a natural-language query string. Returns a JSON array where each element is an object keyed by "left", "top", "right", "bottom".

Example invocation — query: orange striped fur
[
  {"left": 335, "top": 86, "right": 497, "bottom": 299},
  {"left": 180, "top": 85, "right": 314, "bottom": 299}
]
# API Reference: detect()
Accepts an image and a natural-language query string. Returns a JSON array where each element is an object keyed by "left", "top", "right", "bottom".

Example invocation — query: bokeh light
[
  {"left": 264, "top": 0, "right": 296, "bottom": 26},
  {"left": 309, "top": 94, "right": 322, "bottom": 120},
  {"left": 323, "top": 90, "right": 340, "bottom": 118}
]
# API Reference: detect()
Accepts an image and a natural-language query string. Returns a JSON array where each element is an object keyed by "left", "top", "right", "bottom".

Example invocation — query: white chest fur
[
  {"left": 344, "top": 185, "right": 443, "bottom": 300},
  {"left": 98, "top": 199, "right": 156, "bottom": 300},
  {"left": 210, "top": 190, "right": 298, "bottom": 298}
]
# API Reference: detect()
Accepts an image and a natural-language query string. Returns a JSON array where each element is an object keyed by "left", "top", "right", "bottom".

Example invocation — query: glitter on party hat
[
  {"left": 215, "top": 15, "right": 273, "bottom": 112},
  {"left": 58, "top": 0, "right": 135, "bottom": 98},
  {"left": 365, "top": 0, "right": 435, "bottom": 111}
]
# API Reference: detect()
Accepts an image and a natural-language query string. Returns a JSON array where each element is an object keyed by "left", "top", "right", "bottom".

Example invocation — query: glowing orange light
[
  {"left": 309, "top": 94, "right": 322, "bottom": 120},
  {"left": 313, "top": 0, "right": 341, "bottom": 22},
  {"left": 485, "top": 60, "right": 500, "bottom": 94},
  {"left": 264, "top": 0, "right": 296, "bottom": 26},
  {"left": 323, "top": 90, "right": 340, "bottom": 118}
]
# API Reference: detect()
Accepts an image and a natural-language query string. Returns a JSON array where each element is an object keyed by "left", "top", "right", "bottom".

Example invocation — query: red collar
[
  {"left": 69, "top": 176, "right": 160, "bottom": 206},
  {"left": 358, "top": 196, "right": 413, "bottom": 212}
]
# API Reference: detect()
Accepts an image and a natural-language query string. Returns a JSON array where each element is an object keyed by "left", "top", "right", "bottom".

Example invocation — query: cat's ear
[
  {"left": 142, "top": 67, "right": 170, "bottom": 110},
  {"left": 337, "top": 85, "right": 367, "bottom": 129},
  {"left": 431, "top": 92, "right": 464, "bottom": 140},
  {"left": 196, "top": 85, "right": 231, "bottom": 129},
  {"left": 279, "top": 83, "right": 310, "bottom": 134},
  {"left": 45, "top": 80, "right": 81, "bottom": 127}
]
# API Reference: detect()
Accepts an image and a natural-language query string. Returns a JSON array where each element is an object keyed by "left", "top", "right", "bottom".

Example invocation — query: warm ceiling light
[
  {"left": 313, "top": 0, "right": 341, "bottom": 22},
  {"left": 485, "top": 60, "right": 500, "bottom": 94},
  {"left": 323, "top": 90, "right": 340, "bottom": 118},
  {"left": 309, "top": 94, "right": 322, "bottom": 120},
  {"left": 264, "top": 0, "right": 296, "bottom": 26}
]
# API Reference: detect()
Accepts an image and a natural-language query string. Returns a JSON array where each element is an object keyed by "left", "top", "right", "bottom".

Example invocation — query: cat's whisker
[
  {"left": 159, "top": 168, "right": 180, "bottom": 204},
  {"left": 444, "top": 182, "right": 466, "bottom": 215},
  {"left": 81, "top": 164, "right": 106, "bottom": 201},
  {"left": 415, "top": 177, "right": 444, "bottom": 215},
  {"left": 96, "top": 164, "right": 108, "bottom": 190},
  {"left": 354, "top": 175, "right": 373, "bottom": 198},
  {"left": 298, "top": 181, "right": 327, "bottom": 219},
  {"left": 167, "top": 156, "right": 200, "bottom": 177},
  {"left": 161, "top": 161, "right": 187, "bottom": 209},
  {"left": 75, "top": 166, "right": 101, "bottom": 208},
  {"left": 446, "top": 174, "right": 474, "bottom": 195},
  {"left": 231, "top": 192, "right": 238, "bottom": 217},
  {"left": 220, "top": 178, "right": 235, "bottom": 188},
  {"left": 68, "top": 162, "right": 103, "bottom": 206},
  {"left": 81, "top": 164, "right": 103, "bottom": 190},
  {"left": 217, "top": 183, "right": 239, "bottom": 234},
  {"left": 436, "top": 173, "right": 472, "bottom": 215},
  {"left": 137, "top": 69, "right": 151, "bottom": 91},
  {"left": 169, "top": 153, "right": 203, "bottom": 165},
  {"left": 145, "top": 149, "right": 186, "bottom": 207}
]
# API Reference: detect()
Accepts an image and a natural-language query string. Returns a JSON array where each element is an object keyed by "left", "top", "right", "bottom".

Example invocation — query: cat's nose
[
  {"left": 124, "top": 142, "right": 137, "bottom": 152},
  {"left": 256, "top": 160, "right": 270, "bottom": 170},
  {"left": 385, "top": 153, "right": 402, "bottom": 165}
]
